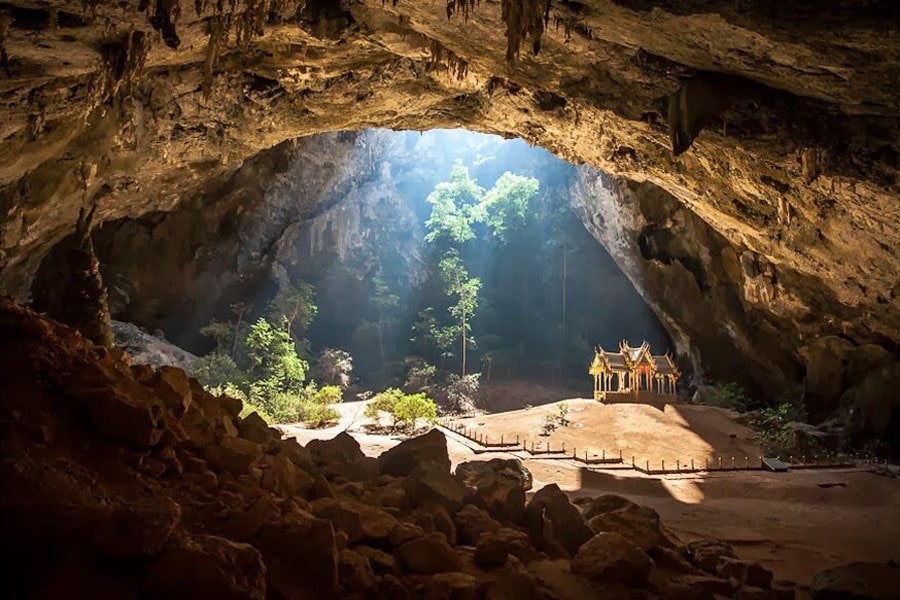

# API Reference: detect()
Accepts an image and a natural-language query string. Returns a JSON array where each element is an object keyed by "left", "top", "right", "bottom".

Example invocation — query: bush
[
  {"left": 556, "top": 402, "right": 570, "bottom": 426},
  {"left": 365, "top": 387, "right": 438, "bottom": 432},
  {"left": 298, "top": 401, "right": 340, "bottom": 428},
  {"left": 749, "top": 401, "right": 807, "bottom": 455},
  {"left": 314, "top": 384, "right": 343, "bottom": 405},
  {"left": 696, "top": 382, "right": 750, "bottom": 412},
  {"left": 541, "top": 413, "right": 558, "bottom": 436},
  {"left": 403, "top": 357, "right": 437, "bottom": 393},
  {"left": 189, "top": 353, "right": 244, "bottom": 389}
]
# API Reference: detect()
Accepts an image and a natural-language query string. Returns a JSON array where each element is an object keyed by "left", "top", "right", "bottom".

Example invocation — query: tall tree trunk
[
  {"left": 461, "top": 308, "right": 467, "bottom": 376},
  {"left": 231, "top": 305, "right": 245, "bottom": 360},
  {"left": 562, "top": 227, "right": 568, "bottom": 332}
]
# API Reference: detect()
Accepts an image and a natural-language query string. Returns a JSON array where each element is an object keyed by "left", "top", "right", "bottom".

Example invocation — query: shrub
[
  {"left": 541, "top": 413, "right": 558, "bottom": 436},
  {"left": 365, "top": 387, "right": 438, "bottom": 432},
  {"left": 403, "top": 358, "right": 437, "bottom": 393},
  {"left": 696, "top": 382, "right": 750, "bottom": 412},
  {"left": 189, "top": 352, "right": 244, "bottom": 389},
  {"left": 314, "top": 384, "right": 343, "bottom": 405},
  {"left": 316, "top": 348, "right": 353, "bottom": 389},
  {"left": 298, "top": 401, "right": 340, "bottom": 428},
  {"left": 749, "top": 401, "right": 807, "bottom": 455},
  {"left": 556, "top": 402, "right": 570, "bottom": 426}
]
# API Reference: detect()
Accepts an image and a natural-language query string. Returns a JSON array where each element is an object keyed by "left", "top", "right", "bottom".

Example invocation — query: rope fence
[{"left": 438, "top": 417, "right": 870, "bottom": 475}]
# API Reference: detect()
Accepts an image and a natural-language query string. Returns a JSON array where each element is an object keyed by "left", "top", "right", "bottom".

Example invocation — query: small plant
[
  {"left": 365, "top": 387, "right": 438, "bottom": 433},
  {"left": 541, "top": 413, "right": 558, "bottom": 436},
  {"left": 749, "top": 401, "right": 808, "bottom": 456},
  {"left": 556, "top": 402, "right": 570, "bottom": 426}
]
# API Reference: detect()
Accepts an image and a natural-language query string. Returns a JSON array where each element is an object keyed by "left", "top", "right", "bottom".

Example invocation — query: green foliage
[
  {"left": 365, "top": 387, "right": 438, "bottom": 432},
  {"left": 424, "top": 160, "right": 485, "bottom": 244},
  {"left": 410, "top": 308, "right": 456, "bottom": 358},
  {"left": 439, "top": 250, "right": 481, "bottom": 375},
  {"left": 749, "top": 402, "right": 807, "bottom": 456},
  {"left": 314, "top": 384, "right": 344, "bottom": 405},
  {"left": 199, "top": 320, "right": 235, "bottom": 354},
  {"left": 189, "top": 353, "right": 244, "bottom": 389},
  {"left": 403, "top": 358, "right": 437, "bottom": 393},
  {"left": 316, "top": 348, "right": 353, "bottom": 389},
  {"left": 697, "top": 382, "right": 750, "bottom": 412},
  {"left": 300, "top": 402, "right": 341, "bottom": 428},
  {"left": 246, "top": 317, "right": 308, "bottom": 392},
  {"left": 556, "top": 402, "right": 570, "bottom": 426},
  {"left": 482, "top": 172, "right": 539, "bottom": 240},
  {"left": 267, "top": 281, "right": 318, "bottom": 338},
  {"left": 541, "top": 413, "right": 558, "bottom": 436}
]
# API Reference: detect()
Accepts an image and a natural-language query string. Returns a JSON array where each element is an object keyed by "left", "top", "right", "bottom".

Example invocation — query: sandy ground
[{"left": 279, "top": 398, "right": 900, "bottom": 588}]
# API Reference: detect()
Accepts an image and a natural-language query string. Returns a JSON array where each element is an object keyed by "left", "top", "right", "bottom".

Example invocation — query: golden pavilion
[{"left": 589, "top": 341, "right": 680, "bottom": 401}]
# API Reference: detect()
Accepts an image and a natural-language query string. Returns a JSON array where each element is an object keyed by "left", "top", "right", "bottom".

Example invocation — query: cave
[{"left": 1, "top": 1, "right": 899, "bottom": 599}]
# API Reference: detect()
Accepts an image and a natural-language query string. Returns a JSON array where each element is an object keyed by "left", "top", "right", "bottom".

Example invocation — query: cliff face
[{"left": 1, "top": 1, "right": 898, "bottom": 431}]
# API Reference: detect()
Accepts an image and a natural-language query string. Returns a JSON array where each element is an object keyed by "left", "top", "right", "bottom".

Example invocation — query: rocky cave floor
[{"left": 2, "top": 298, "right": 899, "bottom": 600}]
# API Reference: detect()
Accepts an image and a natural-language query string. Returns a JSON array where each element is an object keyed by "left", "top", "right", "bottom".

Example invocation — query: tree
[
  {"left": 372, "top": 276, "right": 400, "bottom": 363},
  {"left": 440, "top": 250, "right": 481, "bottom": 376},
  {"left": 424, "top": 160, "right": 485, "bottom": 244},
  {"left": 188, "top": 352, "right": 243, "bottom": 389},
  {"left": 410, "top": 308, "right": 456, "bottom": 360},
  {"left": 245, "top": 317, "right": 308, "bottom": 392},
  {"left": 267, "top": 281, "right": 318, "bottom": 341},
  {"left": 316, "top": 348, "right": 353, "bottom": 389},
  {"left": 482, "top": 172, "right": 539, "bottom": 240}
]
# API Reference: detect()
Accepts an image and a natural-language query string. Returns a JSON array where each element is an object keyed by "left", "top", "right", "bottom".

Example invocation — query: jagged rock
[
  {"left": 394, "top": 532, "right": 463, "bottom": 575},
  {"left": 454, "top": 504, "right": 502, "bottom": 546},
  {"left": 339, "top": 548, "right": 377, "bottom": 593},
  {"left": 141, "top": 534, "right": 266, "bottom": 600},
  {"left": 687, "top": 539, "right": 737, "bottom": 572},
  {"left": 575, "top": 494, "right": 637, "bottom": 520},
  {"left": 474, "top": 528, "right": 541, "bottom": 568},
  {"left": 388, "top": 521, "right": 426, "bottom": 547},
  {"left": 424, "top": 572, "right": 480, "bottom": 600},
  {"left": 65, "top": 374, "right": 164, "bottom": 447},
  {"left": 571, "top": 532, "right": 652, "bottom": 586},
  {"left": 308, "top": 432, "right": 365, "bottom": 465},
  {"left": 717, "top": 556, "right": 774, "bottom": 589},
  {"left": 647, "top": 546, "right": 705, "bottom": 576},
  {"left": 311, "top": 472, "right": 336, "bottom": 498},
  {"left": 587, "top": 502, "right": 668, "bottom": 551},
  {"left": 810, "top": 561, "right": 900, "bottom": 600},
  {"left": 522, "top": 484, "right": 593, "bottom": 557},
  {"left": 93, "top": 497, "right": 181, "bottom": 559},
  {"left": 310, "top": 497, "right": 399, "bottom": 544},
  {"left": 355, "top": 545, "right": 398, "bottom": 574},
  {"left": 238, "top": 411, "right": 273, "bottom": 445},
  {"left": 260, "top": 454, "right": 314, "bottom": 498},
  {"left": 405, "top": 461, "right": 467, "bottom": 514},
  {"left": 147, "top": 366, "right": 193, "bottom": 418},
  {"left": 485, "top": 560, "right": 537, "bottom": 600},
  {"left": 222, "top": 496, "right": 278, "bottom": 541},
  {"left": 203, "top": 435, "right": 263, "bottom": 475},
  {"left": 378, "top": 429, "right": 450, "bottom": 476},
  {"left": 670, "top": 575, "right": 737, "bottom": 597},
  {"left": 455, "top": 458, "right": 531, "bottom": 523},
  {"left": 252, "top": 519, "right": 339, "bottom": 600},
  {"left": 415, "top": 501, "right": 458, "bottom": 545},
  {"left": 278, "top": 437, "right": 314, "bottom": 470}
]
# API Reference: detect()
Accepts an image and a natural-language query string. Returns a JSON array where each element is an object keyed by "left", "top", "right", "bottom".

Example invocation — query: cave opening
[{"left": 66, "top": 128, "right": 673, "bottom": 398}]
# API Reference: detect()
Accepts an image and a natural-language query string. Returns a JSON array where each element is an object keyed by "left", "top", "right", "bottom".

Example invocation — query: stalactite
[
  {"left": 428, "top": 39, "right": 469, "bottom": 81},
  {"left": 92, "top": 30, "right": 151, "bottom": 106},
  {"left": 501, "top": 0, "right": 551, "bottom": 62},
  {"left": 0, "top": 9, "right": 11, "bottom": 78},
  {"left": 446, "top": 0, "right": 479, "bottom": 21},
  {"left": 149, "top": 0, "right": 182, "bottom": 49}
]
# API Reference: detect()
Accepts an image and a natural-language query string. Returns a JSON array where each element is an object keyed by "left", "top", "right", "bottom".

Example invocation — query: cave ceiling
[{"left": 0, "top": 1, "right": 898, "bottom": 392}]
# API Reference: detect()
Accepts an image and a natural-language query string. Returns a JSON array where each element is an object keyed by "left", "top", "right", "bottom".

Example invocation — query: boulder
[
  {"left": 811, "top": 561, "right": 900, "bottom": 600},
  {"left": 571, "top": 532, "right": 652, "bottom": 586},
  {"left": 474, "top": 528, "right": 540, "bottom": 568},
  {"left": 416, "top": 501, "right": 458, "bottom": 545},
  {"left": 93, "top": 497, "right": 181, "bottom": 559},
  {"left": 222, "top": 496, "right": 278, "bottom": 541},
  {"left": 485, "top": 560, "right": 537, "bottom": 600},
  {"left": 141, "top": 534, "right": 266, "bottom": 600},
  {"left": 308, "top": 432, "right": 365, "bottom": 466},
  {"left": 424, "top": 572, "right": 480, "bottom": 600},
  {"left": 252, "top": 519, "right": 339, "bottom": 600},
  {"left": 670, "top": 575, "right": 737, "bottom": 597},
  {"left": 260, "top": 455, "right": 314, "bottom": 498},
  {"left": 394, "top": 532, "right": 463, "bottom": 574},
  {"left": 686, "top": 539, "right": 736, "bottom": 573},
  {"left": 717, "top": 556, "right": 774, "bottom": 589},
  {"left": 238, "top": 411, "right": 273, "bottom": 445},
  {"left": 388, "top": 521, "right": 426, "bottom": 547},
  {"left": 574, "top": 494, "right": 637, "bottom": 521},
  {"left": 522, "top": 484, "right": 593, "bottom": 557},
  {"left": 455, "top": 458, "right": 531, "bottom": 523},
  {"left": 354, "top": 545, "right": 398, "bottom": 574},
  {"left": 454, "top": 504, "right": 502, "bottom": 546},
  {"left": 147, "top": 366, "right": 193, "bottom": 418},
  {"left": 405, "top": 461, "right": 468, "bottom": 514},
  {"left": 66, "top": 378, "right": 164, "bottom": 447},
  {"left": 587, "top": 503, "right": 668, "bottom": 551},
  {"left": 279, "top": 437, "right": 314, "bottom": 470},
  {"left": 647, "top": 546, "right": 705, "bottom": 576},
  {"left": 203, "top": 436, "right": 263, "bottom": 475},
  {"left": 378, "top": 429, "right": 451, "bottom": 476},
  {"left": 339, "top": 548, "right": 377, "bottom": 593},
  {"left": 310, "top": 497, "right": 399, "bottom": 544}
]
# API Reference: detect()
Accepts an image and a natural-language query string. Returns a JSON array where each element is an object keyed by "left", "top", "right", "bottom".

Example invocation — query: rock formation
[
  {"left": 2, "top": 297, "right": 811, "bottom": 599},
  {"left": 0, "top": 2, "right": 898, "bottom": 431}
]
